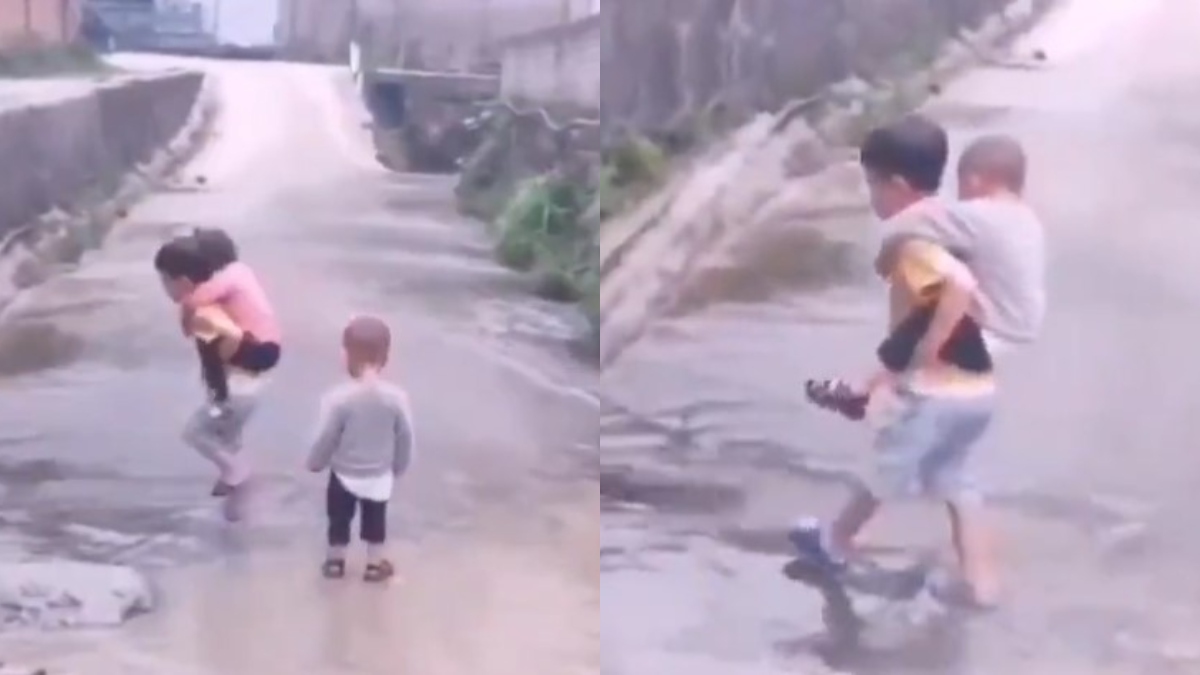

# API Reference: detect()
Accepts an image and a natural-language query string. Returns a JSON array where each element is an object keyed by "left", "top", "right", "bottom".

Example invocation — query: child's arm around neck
[{"left": 182, "top": 263, "right": 242, "bottom": 310}]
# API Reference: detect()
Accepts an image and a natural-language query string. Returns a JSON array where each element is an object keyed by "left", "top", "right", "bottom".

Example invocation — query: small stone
[{"left": 0, "top": 561, "right": 154, "bottom": 632}]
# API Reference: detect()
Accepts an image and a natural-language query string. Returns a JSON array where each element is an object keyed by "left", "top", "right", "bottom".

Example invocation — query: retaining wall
[
  {"left": 0, "top": 70, "right": 204, "bottom": 239},
  {"left": 601, "top": 0, "right": 1033, "bottom": 135}
]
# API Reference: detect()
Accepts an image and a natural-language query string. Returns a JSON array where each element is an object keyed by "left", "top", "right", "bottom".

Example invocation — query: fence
[{"left": 0, "top": 0, "right": 82, "bottom": 50}]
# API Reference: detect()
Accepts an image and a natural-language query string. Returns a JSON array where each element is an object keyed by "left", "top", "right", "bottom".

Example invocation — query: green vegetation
[
  {"left": 495, "top": 172, "right": 595, "bottom": 302},
  {"left": 484, "top": 131, "right": 669, "bottom": 351},
  {"left": 598, "top": 135, "right": 668, "bottom": 220},
  {"left": 0, "top": 44, "right": 113, "bottom": 78}
]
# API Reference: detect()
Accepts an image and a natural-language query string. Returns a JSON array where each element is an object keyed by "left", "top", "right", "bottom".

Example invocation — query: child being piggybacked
[{"left": 154, "top": 229, "right": 282, "bottom": 519}]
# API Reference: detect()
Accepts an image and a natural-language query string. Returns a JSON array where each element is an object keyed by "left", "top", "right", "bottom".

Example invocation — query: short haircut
[
  {"left": 958, "top": 134, "right": 1027, "bottom": 192},
  {"left": 343, "top": 315, "right": 391, "bottom": 364},
  {"left": 154, "top": 235, "right": 214, "bottom": 282},
  {"left": 193, "top": 227, "right": 238, "bottom": 270},
  {"left": 860, "top": 114, "right": 950, "bottom": 193}
]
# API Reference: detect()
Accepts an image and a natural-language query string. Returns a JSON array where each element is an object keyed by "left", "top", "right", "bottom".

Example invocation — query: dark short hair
[
  {"left": 193, "top": 227, "right": 238, "bottom": 270},
  {"left": 958, "top": 134, "right": 1027, "bottom": 192},
  {"left": 343, "top": 315, "right": 391, "bottom": 364},
  {"left": 860, "top": 114, "right": 949, "bottom": 193},
  {"left": 154, "top": 235, "right": 214, "bottom": 282}
]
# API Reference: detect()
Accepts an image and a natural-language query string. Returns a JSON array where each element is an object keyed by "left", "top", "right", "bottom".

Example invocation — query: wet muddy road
[
  {"left": 602, "top": 2, "right": 1200, "bottom": 674},
  {"left": 0, "top": 57, "right": 597, "bottom": 673}
]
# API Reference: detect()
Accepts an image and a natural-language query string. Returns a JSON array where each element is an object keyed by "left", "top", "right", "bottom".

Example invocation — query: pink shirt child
[{"left": 183, "top": 262, "right": 281, "bottom": 344}]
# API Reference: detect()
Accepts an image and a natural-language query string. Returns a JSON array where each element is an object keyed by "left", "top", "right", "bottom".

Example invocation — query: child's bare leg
[
  {"left": 216, "top": 334, "right": 241, "bottom": 362},
  {"left": 948, "top": 501, "right": 1001, "bottom": 604},
  {"left": 365, "top": 544, "right": 387, "bottom": 566},
  {"left": 829, "top": 487, "right": 881, "bottom": 557}
]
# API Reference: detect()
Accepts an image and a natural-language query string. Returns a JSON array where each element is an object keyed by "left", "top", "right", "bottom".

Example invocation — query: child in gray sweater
[{"left": 308, "top": 315, "right": 415, "bottom": 583}]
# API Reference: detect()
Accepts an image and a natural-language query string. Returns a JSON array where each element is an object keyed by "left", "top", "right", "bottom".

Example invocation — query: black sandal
[
  {"left": 322, "top": 559, "right": 346, "bottom": 579},
  {"left": 364, "top": 560, "right": 395, "bottom": 583},
  {"left": 805, "top": 379, "right": 869, "bottom": 421}
]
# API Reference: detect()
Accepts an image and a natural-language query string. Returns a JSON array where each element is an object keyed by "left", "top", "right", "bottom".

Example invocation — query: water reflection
[{"left": 780, "top": 558, "right": 970, "bottom": 675}]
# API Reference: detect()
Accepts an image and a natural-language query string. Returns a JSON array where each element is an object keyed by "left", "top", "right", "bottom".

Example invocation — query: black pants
[
  {"left": 327, "top": 473, "right": 388, "bottom": 546},
  {"left": 197, "top": 334, "right": 282, "bottom": 403}
]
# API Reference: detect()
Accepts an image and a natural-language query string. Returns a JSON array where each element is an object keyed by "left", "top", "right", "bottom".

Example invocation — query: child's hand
[{"left": 179, "top": 306, "right": 195, "bottom": 337}]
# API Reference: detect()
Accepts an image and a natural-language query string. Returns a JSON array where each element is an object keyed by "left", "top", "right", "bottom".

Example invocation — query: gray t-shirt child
[
  {"left": 879, "top": 198, "right": 1046, "bottom": 352},
  {"left": 308, "top": 378, "right": 415, "bottom": 498}
]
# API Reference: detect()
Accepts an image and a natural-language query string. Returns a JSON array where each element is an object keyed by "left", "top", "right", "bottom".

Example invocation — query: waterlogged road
[
  {"left": 0, "top": 56, "right": 597, "bottom": 674},
  {"left": 602, "top": 1, "right": 1200, "bottom": 674}
]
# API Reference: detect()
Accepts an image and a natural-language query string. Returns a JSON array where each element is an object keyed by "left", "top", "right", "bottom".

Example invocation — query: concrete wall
[
  {"left": 0, "top": 71, "right": 204, "bottom": 237},
  {"left": 279, "top": 0, "right": 589, "bottom": 68},
  {"left": 499, "top": 16, "right": 600, "bottom": 111},
  {"left": 0, "top": 0, "right": 82, "bottom": 48},
  {"left": 601, "top": 0, "right": 1024, "bottom": 134}
]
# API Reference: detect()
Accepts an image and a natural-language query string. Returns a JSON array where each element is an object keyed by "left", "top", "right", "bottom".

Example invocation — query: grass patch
[
  {"left": 495, "top": 174, "right": 595, "bottom": 305},
  {"left": 599, "top": 135, "right": 668, "bottom": 220},
  {"left": 0, "top": 43, "right": 113, "bottom": 78}
]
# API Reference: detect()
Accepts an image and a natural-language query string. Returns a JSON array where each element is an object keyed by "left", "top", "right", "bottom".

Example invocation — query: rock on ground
[{"left": 0, "top": 561, "right": 153, "bottom": 632}]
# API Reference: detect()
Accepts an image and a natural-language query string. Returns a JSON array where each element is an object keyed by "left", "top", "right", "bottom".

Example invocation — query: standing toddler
[{"left": 308, "top": 315, "right": 415, "bottom": 583}]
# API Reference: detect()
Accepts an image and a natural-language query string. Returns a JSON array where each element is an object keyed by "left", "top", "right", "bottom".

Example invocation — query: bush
[
  {"left": 492, "top": 169, "right": 601, "bottom": 349},
  {"left": 488, "top": 139, "right": 603, "bottom": 349},
  {"left": 598, "top": 135, "right": 668, "bottom": 220},
  {"left": 606, "top": 135, "right": 667, "bottom": 187}
]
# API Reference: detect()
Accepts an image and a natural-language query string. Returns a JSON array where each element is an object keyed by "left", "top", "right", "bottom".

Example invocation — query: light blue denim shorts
[{"left": 867, "top": 387, "right": 995, "bottom": 504}]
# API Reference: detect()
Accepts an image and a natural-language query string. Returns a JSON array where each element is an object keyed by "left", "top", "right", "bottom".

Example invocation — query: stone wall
[
  {"left": 499, "top": 15, "right": 601, "bottom": 111},
  {"left": 0, "top": 70, "right": 204, "bottom": 239},
  {"left": 601, "top": 0, "right": 1026, "bottom": 136}
]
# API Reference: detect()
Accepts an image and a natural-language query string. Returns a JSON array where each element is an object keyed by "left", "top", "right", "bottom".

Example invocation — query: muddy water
[
  {"left": 0, "top": 57, "right": 597, "bottom": 674},
  {"left": 602, "top": 2, "right": 1200, "bottom": 673}
]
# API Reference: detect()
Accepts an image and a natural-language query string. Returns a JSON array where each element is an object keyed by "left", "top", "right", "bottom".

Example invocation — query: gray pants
[{"left": 183, "top": 393, "right": 258, "bottom": 485}]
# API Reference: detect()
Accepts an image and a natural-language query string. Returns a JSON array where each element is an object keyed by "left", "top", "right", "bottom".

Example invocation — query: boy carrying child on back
[
  {"left": 154, "top": 229, "right": 283, "bottom": 518},
  {"left": 794, "top": 116, "right": 1046, "bottom": 609}
]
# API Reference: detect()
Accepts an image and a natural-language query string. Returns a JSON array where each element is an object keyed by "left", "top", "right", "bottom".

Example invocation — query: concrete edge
[
  {"left": 0, "top": 70, "right": 218, "bottom": 313},
  {"left": 597, "top": 0, "right": 1059, "bottom": 281}
]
